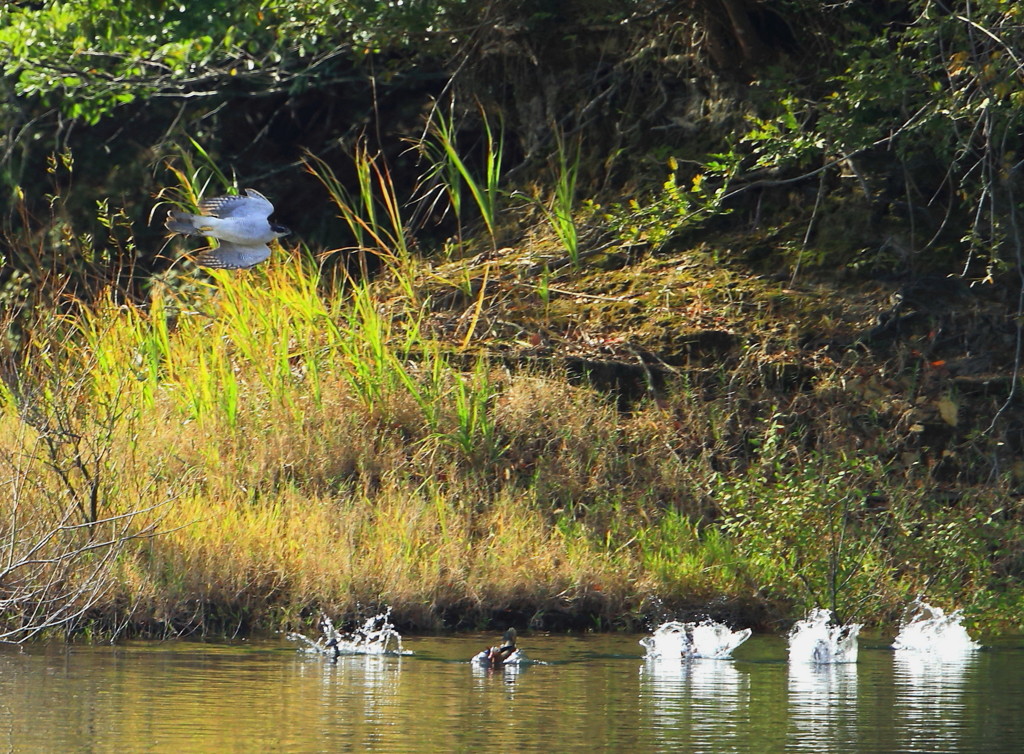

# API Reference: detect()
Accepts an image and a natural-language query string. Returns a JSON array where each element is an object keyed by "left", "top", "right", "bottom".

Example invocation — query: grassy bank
[{"left": 3, "top": 231, "right": 1021, "bottom": 639}]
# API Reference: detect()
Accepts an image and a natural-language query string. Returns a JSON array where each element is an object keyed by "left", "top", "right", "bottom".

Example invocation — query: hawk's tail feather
[{"left": 165, "top": 210, "right": 203, "bottom": 236}]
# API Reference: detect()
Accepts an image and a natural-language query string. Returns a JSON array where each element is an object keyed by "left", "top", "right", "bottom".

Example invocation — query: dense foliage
[
  {"left": 4, "top": 1, "right": 1023, "bottom": 283},
  {"left": 0, "top": 0, "right": 451, "bottom": 122}
]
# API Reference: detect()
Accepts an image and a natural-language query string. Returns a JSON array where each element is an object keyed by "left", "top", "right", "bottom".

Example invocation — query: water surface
[{"left": 1, "top": 633, "right": 1021, "bottom": 752}]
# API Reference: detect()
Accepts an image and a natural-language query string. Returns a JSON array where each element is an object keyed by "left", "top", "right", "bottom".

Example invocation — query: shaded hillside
[{"left": 3, "top": 1, "right": 1017, "bottom": 288}]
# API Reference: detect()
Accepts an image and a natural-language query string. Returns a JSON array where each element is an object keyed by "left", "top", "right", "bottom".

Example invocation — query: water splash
[
  {"left": 788, "top": 608, "right": 861, "bottom": 664},
  {"left": 640, "top": 620, "right": 752, "bottom": 660},
  {"left": 288, "top": 609, "right": 411, "bottom": 657},
  {"left": 892, "top": 600, "right": 980, "bottom": 657}
]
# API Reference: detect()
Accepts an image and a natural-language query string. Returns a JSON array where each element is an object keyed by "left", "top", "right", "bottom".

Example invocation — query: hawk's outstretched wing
[
  {"left": 193, "top": 241, "right": 272, "bottom": 269},
  {"left": 198, "top": 188, "right": 274, "bottom": 219}
]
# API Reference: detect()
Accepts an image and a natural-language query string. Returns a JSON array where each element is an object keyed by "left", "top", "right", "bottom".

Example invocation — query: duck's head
[
  {"left": 500, "top": 627, "right": 517, "bottom": 649},
  {"left": 485, "top": 627, "right": 518, "bottom": 666}
]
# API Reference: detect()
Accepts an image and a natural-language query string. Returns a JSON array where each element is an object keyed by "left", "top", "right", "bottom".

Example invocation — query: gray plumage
[{"left": 165, "top": 188, "right": 289, "bottom": 269}]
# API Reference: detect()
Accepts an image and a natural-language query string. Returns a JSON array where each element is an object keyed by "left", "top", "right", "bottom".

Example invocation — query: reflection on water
[
  {"left": 893, "top": 650, "right": 977, "bottom": 753},
  {"left": 305, "top": 653, "right": 405, "bottom": 733},
  {"left": 470, "top": 657, "right": 524, "bottom": 685},
  {"left": 787, "top": 661, "right": 859, "bottom": 750},
  {"left": 0, "top": 634, "right": 1022, "bottom": 752},
  {"left": 640, "top": 656, "right": 750, "bottom": 751}
]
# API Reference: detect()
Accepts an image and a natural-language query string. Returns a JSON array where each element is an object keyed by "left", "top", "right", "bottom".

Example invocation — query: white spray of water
[
  {"left": 288, "top": 609, "right": 411, "bottom": 657},
  {"left": 640, "top": 620, "right": 752, "bottom": 660},
  {"left": 892, "top": 599, "right": 979, "bottom": 657},
  {"left": 787, "top": 608, "right": 861, "bottom": 664}
]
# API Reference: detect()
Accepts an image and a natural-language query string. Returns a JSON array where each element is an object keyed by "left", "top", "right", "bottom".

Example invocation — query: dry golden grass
[
  {"left": 0, "top": 258, "right": 736, "bottom": 635},
  {"left": 2, "top": 243, "right": 1019, "bottom": 637}
]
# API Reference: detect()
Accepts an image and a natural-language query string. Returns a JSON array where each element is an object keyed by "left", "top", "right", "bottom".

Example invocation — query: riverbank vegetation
[{"left": 3, "top": 1, "right": 1024, "bottom": 639}]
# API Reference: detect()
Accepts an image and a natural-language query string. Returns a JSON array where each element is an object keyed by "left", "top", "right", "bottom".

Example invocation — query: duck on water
[{"left": 479, "top": 628, "right": 518, "bottom": 667}]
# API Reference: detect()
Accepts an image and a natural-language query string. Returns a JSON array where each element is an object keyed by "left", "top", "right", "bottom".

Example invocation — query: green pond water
[{"left": 0, "top": 632, "right": 1020, "bottom": 752}]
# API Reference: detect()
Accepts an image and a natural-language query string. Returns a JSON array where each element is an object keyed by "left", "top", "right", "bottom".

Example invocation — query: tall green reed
[
  {"left": 305, "top": 146, "right": 417, "bottom": 298},
  {"left": 509, "top": 130, "right": 581, "bottom": 265},
  {"left": 39, "top": 138, "right": 508, "bottom": 500},
  {"left": 447, "top": 357, "right": 500, "bottom": 462},
  {"left": 155, "top": 136, "right": 233, "bottom": 215},
  {"left": 420, "top": 103, "right": 505, "bottom": 245},
  {"left": 549, "top": 130, "right": 581, "bottom": 264}
]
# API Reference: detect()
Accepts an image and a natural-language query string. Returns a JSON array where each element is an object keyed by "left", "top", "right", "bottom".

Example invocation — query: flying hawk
[{"left": 165, "top": 188, "right": 290, "bottom": 269}]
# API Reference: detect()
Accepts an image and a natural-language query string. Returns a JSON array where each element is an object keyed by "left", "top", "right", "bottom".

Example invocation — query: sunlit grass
[
  {"left": 2, "top": 131, "right": 1016, "bottom": 639},
  {"left": 2, "top": 241, "right": 1008, "bottom": 635},
  {"left": 4, "top": 249, "right": 740, "bottom": 634}
]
